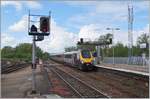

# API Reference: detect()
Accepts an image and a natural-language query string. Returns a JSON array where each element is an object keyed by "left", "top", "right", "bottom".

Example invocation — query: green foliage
[
  {"left": 15, "top": 43, "right": 32, "bottom": 61},
  {"left": 137, "top": 33, "right": 149, "bottom": 45},
  {"left": 102, "top": 42, "right": 148, "bottom": 57},
  {"left": 1, "top": 46, "right": 15, "bottom": 58},
  {"left": 136, "top": 33, "right": 149, "bottom": 56},
  {"left": 1, "top": 43, "right": 50, "bottom": 61},
  {"left": 114, "top": 43, "right": 128, "bottom": 57},
  {"left": 104, "top": 43, "right": 127, "bottom": 57},
  {"left": 42, "top": 52, "right": 50, "bottom": 60}
]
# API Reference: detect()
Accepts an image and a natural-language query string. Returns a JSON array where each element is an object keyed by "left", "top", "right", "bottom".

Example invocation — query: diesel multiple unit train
[{"left": 50, "top": 49, "right": 97, "bottom": 71}]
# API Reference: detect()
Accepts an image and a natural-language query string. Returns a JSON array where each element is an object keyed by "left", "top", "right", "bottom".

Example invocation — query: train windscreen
[{"left": 81, "top": 50, "right": 91, "bottom": 58}]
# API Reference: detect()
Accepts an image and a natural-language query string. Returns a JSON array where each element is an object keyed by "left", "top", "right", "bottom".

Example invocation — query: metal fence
[{"left": 103, "top": 57, "right": 149, "bottom": 66}]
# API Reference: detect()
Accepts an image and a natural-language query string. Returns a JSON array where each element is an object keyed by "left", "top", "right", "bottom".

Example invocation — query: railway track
[
  {"left": 2, "top": 63, "right": 30, "bottom": 74},
  {"left": 45, "top": 60, "right": 149, "bottom": 98},
  {"left": 46, "top": 65, "right": 110, "bottom": 98}
]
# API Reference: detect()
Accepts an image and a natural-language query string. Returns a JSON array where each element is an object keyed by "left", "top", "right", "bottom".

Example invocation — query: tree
[
  {"left": 137, "top": 33, "right": 149, "bottom": 47},
  {"left": 114, "top": 43, "right": 128, "bottom": 57},
  {"left": 1, "top": 43, "right": 50, "bottom": 61},
  {"left": 42, "top": 52, "right": 50, "bottom": 60},
  {"left": 1, "top": 46, "right": 15, "bottom": 58},
  {"left": 15, "top": 43, "right": 32, "bottom": 60},
  {"left": 137, "top": 33, "right": 149, "bottom": 56},
  {"left": 36, "top": 46, "right": 43, "bottom": 59}
]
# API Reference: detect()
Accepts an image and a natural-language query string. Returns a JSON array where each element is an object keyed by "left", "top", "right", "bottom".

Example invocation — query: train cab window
[{"left": 81, "top": 50, "right": 91, "bottom": 58}]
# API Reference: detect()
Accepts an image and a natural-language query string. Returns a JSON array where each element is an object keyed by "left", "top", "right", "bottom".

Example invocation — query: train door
[{"left": 73, "top": 53, "right": 78, "bottom": 66}]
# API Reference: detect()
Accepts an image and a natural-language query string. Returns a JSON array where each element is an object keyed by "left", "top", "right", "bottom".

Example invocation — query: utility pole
[{"left": 128, "top": 4, "right": 133, "bottom": 64}]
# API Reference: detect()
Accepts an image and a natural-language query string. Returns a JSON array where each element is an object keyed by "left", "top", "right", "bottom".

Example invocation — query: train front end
[{"left": 79, "top": 50, "right": 97, "bottom": 71}]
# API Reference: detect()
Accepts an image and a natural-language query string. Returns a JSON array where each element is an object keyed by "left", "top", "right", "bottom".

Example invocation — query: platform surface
[
  {"left": 96, "top": 63, "right": 149, "bottom": 76},
  {"left": 1, "top": 64, "right": 50, "bottom": 98}
]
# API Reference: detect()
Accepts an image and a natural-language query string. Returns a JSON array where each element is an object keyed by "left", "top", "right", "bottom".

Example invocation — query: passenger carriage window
[{"left": 65, "top": 54, "right": 72, "bottom": 58}]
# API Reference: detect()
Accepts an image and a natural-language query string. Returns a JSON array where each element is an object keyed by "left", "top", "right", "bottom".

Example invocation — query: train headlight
[{"left": 81, "top": 60, "right": 84, "bottom": 64}]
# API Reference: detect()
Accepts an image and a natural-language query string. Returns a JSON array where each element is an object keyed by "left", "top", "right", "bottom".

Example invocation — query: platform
[
  {"left": 96, "top": 64, "right": 149, "bottom": 76},
  {"left": 1, "top": 64, "right": 52, "bottom": 98}
]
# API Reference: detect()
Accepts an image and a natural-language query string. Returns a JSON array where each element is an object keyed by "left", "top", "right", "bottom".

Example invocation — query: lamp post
[{"left": 106, "top": 27, "right": 120, "bottom": 65}]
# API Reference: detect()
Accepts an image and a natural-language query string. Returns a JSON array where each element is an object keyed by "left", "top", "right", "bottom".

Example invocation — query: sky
[{"left": 1, "top": 0, "right": 150, "bottom": 53}]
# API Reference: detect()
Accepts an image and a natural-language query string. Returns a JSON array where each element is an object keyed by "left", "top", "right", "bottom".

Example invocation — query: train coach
[{"left": 51, "top": 49, "right": 97, "bottom": 71}]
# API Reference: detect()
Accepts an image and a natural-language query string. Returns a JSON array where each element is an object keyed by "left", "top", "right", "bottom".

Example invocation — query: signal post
[{"left": 28, "top": 11, "right": 51, "bottom": 94}]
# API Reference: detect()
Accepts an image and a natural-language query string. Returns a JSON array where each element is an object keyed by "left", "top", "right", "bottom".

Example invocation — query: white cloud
[
  {"left": 7, "top": 15, "right": 79, "bottom": 53},
  {"left": 79, "top": 24, "right": 106, "bottom": 41},
  {"left": 68, "top": 1, "right": 149, "bottom": 28},
  {"left": 1, "top": 32, "right": 32, "bottom": 48},
  {"left": 78, "top": 24, "right": 149, "bottom": 46},
  {"left": 132, "top": 24, "right": 149, "bottom": 45},
  {"left": 37, "top": 18, "right": 78, "bottom": 53},
  {"left": 9, "top": 15, "right": 78, "bottom": 53},
  {"left": 1, "top": 1, "right": 42, "bottom": 10},
  {"left": 9, "top": 15, "right": 28, "bottom": 32},
  {"left": 1, "top": 33, "right": 16, "bottom": 47}
]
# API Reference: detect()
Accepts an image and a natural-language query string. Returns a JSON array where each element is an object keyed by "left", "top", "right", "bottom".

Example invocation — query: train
[{"left": 50, "top": 49, "right": 97, "bottom": 71}]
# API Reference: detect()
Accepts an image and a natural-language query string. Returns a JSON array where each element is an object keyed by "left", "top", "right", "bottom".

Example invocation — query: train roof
[
  {"left": 50, "top": 53, "right": 64, "bottom": 56},
  {"left": 64, "top": 51, "right": 78, "bottom": 55}
]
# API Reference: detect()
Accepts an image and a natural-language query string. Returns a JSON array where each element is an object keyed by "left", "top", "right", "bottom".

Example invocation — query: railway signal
[
  {"left": 28, "top": 11, "right": 51, "bottom": 36},
  {"left": 28, "top": 10, "right": 51, "bottom": 94},
  {"left": 40, "top": 17, "right": 50, "bottom": 33},
  {"left": 31, "top": 25, "right": 37, "bottom": 33},
  {"left": 77, "top": 38, "right": 112, "bottom": 46}
]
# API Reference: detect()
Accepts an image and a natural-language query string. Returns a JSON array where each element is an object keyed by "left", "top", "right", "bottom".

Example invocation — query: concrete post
[{"left": 31, "top": 36, "right": 36, "bottom": 94}]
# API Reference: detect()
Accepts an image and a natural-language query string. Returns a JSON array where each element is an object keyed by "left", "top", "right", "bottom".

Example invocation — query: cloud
[
  {"left": 9, "top": 15, "right": 28, "bottom": 32},
  {"left": 66, "top": 1, "right": 149, "bottom": 48},
  {"left": 67, "top": 1, "right": 149, "bottom": 28},
  {"left": 8, "top": 14, "right": 43, "bottom": 33},
  {"left": 78, "top": 24, "right": 106, "bottom": 41},
  {"left": 37, "top": 18, "right": 78, "bottom": 53},
  {"left": 1, "top": 33, "right": 16, "bottom": 47},
  {"left": 132, "top": 24, "right": 149, "bottom": 45},
  {"left": 1, "top": 32, "right": 32, "bottom": 48},
  {"left": 1, "top": 1, "right": 42, "bottom": 11},
  {"left": 7, "top": 14, "right": 79, "bottom": 53},
  {"left": 78, "top": 23, "right": 149, "bottom": 46}
]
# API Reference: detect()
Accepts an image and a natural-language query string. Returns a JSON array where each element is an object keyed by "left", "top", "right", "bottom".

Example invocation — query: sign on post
[{"left": 140, "top": 43, "right": 146, "bottom": 49}]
